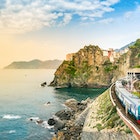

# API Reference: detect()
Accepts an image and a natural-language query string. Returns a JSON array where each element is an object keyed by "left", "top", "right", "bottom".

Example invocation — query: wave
[
  {"left": 28, "top": 117, "right": 40, "bottom": 122},
  {"left": 28, "top": 116, "right": 54, "bottom": 129},
  {"left": 42, "top": 121, "right": 54, "bottom": 129},
  {"left": 3, "top": 114, "right": 21, "bottom": 119},
  {"left": 9, "top": 130, "right": 16, "bottom": 134}
]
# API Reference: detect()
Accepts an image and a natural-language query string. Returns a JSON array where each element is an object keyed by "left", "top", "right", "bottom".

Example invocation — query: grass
[
  {"left": 94, "top": 90, "right": 132, "bottom": 132},
  {"left": 132, "top": 92, "right": 140, "bottom": 98}
]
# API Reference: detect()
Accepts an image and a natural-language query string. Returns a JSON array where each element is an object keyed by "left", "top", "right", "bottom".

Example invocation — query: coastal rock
[
  {"left": 55, "top": 110, "right": 73, "bottom": 120},
  {"left": 28, "top": 117, "right": 44, "bottom": 124},
  {"left": 64, "top": 98, "right": 91, "bottom": 113},
  {"left": 36, "top": 119, "right": 43, "bottom": 124},
  {"left": 44, "top": 101, "right": 51, "bottom": 106},
  {"left": 54, "top": 119, "right": 65, "bottom": 130},
  {"left": 64, "top": 99, "right": 78, "bottom": 111},
  {"left": 48, "top": 118, "right": 65, "bottom": 130},
  {"left": 52, "top": 90, "right": 136, "bottom": 139},
  {"left": 48, "top": 118, "right": 56, "bottom": 126},
  {"left": 41, "top": 82, "right": 47, "bottom": 87},
  {"left": 52, "top": 98, "right": 90, "bottom": 139}
]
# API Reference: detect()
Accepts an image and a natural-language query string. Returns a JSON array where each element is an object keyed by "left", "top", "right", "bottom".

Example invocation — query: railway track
[{"left": 110, "top": 84, "right": 140, "bottom": 139}]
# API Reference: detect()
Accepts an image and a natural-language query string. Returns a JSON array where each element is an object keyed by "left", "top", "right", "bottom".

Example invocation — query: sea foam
[
  {"left": 28, "top": 117, "right": 39, "bottom": 122},
  {"left": 3, "top": 114, "right": 21, "bottom": 119},
  {"left": 9, "top": 130, "right": 16, "bottom": 134},
  {"left": 42, "top": 121, "right": 54, "bottom": 129}
]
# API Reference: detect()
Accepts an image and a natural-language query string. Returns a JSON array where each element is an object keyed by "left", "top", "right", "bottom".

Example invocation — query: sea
[{"left": 0, "top": 69, "right": 107, "bottom": 140}]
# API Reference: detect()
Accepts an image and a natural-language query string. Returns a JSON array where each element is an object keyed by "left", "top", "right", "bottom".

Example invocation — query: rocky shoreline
[
  {"left": 48, "top": 98, "right": 92, "bottom": 140},
  {"left": 48, "top": 89, "right": 136, "bottom": 140},
  {"left": 82, "top": 89, "right": 136, "bottom": 140}
]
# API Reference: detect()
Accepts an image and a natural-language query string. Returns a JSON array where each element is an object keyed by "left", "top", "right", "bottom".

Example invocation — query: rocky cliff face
[
  {"left": 50, "top": 39, "right": 140, "bottom": 88},
  {"left": 50, "top": 45, "right": 111, "bottom": 88},
  {"left": 117, "top": 39, "right": 140, "bottom": 78}
]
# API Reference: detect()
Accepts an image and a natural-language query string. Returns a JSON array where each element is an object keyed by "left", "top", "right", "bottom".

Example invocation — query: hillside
[
  {"left": 50, "top": 45, "right": 113, "bottom": 88},
  {"left": 4, "top": 59, "right": 62, "bottom": 69},
  {"left": 82, "top": 89, "right": 135, "bottom": 140},
  {"left": 50, "top": 39, "right": 140, "bottom": 88}
]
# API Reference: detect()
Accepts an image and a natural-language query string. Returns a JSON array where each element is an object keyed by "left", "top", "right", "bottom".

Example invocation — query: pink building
[{"left": 103, "top": 48, "right": 116, "bottom": 62}]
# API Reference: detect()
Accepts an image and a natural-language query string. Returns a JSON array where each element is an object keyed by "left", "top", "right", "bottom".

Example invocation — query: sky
[{"left": 0, "top": 0, "right": 140, "bottom": 68}]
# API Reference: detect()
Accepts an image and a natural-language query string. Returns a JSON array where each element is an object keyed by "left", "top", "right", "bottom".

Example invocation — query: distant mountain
[
  {"left": 4, "top": 59, "right": 63, "bottom": 69},
  {"left": 115, "top": 41, "right": 135, "bottom": 52}
]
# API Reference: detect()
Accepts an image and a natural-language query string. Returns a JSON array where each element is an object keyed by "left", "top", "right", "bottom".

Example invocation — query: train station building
[{"left": 127, "top": 68, "right": 140, "bottom": 80}]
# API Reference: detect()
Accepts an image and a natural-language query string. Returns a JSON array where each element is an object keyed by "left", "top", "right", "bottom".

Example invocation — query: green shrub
[
  {"left": 65, "top": 60, "right": 76, "bottom": 77},
  {"left": 125, "top": 127, "right": 132, "bottom": 134},
  {"left": 95, "top": 123, "right": 104, "bottom": 131},
  {"left": 132, "top": 92, "right": 140, "bottom": 98},
  {"left": 134, "top": 65, "right": 140, "bottom": 68}
]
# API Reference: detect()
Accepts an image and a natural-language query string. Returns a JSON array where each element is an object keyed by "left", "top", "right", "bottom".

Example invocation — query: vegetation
[
  {"left": 65, "top": 59, "right": 92, "bottom": 86},
  {"left": 75, "top": 61, "right": 92, "bottom": 83},
  {"left": 134, "top": 65, "right": 140, "bottom": 68},
  {"left": 120, "top": 53, "right": 127, "bottom": 64},
  {"left": 93, "top": 90, "right": 132, "bottom": 132},
  {"left": 104, "top": 65, "right": 117, "bottom": 73},
  {"left": 129, "top": 39, "right": 140, "bottom": 68},
  {"left": 129, "top": 39, "right": 140, "bottom": 49},
  {"left": 103, "top": 60, "right": 118, "bottom": 73},
  {"left": 132, "top": 92, "right": 140, "bottom": 98},
  {"left": 65, "top": 60, "right": 77, "bottom": 78},
  {"left": 137, "top": 53, "right": 140, "bottom": 58},
  {"left": 132, "top": 81, "right": 140, "bottom": 97},
  {"left": 51, "top": 39, "right": 140, "bottom": 88},
  {"left": 133, "top": 39, "right": 140, "bottom": 47}
]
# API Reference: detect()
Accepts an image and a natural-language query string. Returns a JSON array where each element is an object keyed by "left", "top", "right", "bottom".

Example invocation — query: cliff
[
  {"left": 50, "top": 39, "right": 140, "bottom": 88},
  {"left": 117, "top": 39, "right": 140, "bottom": 77},
  {"left": 50, "top": 45, "right": 113, "bottom": 88},
  {"left": 4, "top": 59, "right": 62, "bottom": 69}
]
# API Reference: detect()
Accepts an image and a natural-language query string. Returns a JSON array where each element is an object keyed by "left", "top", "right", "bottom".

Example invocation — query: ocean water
[{"left": 0, "top": 69, "right": 106, "bottom": 140}]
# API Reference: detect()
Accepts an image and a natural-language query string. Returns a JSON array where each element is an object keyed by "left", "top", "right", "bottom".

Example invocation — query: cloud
[
  {"left": 0, "top": 0, "right": 120, "bottom": 33},
  {"left": 124, "top": 5, "right": 140, "bottom": 19},
  {"left": 58, "top": 13, "right": 72, "bottom": 26},
  {"left": 98, "top": 18, "right": 114, "bottom": 24}
]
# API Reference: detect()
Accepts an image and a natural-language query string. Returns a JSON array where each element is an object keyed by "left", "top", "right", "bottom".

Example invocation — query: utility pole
[{"left": 131, "top": 72, "right": 133, "bottom": 92}]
